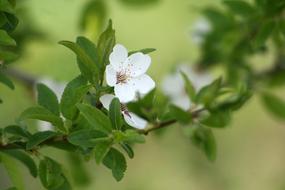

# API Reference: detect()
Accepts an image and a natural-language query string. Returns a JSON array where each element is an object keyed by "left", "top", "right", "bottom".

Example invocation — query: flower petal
[
  {"left": 172, "top": 95, "right": 191, "bottom": 111},
  {"left": 123, "top": 112, "right": 147, "bottom": 129},
  {"left": 130, "top": 74, "right": 155, "bottom": 94},
  {"left": 114, "top": 83, "right": 136, "bottom": 103},
  {"left": 127, "top": 53, "right": 151, "bottom": 77},
  {"left": 109, "top": 44, "right": 128, "bottom": 71},
  {"left": 105, "top": 65, "right": 117, "bottom": 86},
  {"left": 99, "top": 94, "right": 116, "bottom": 110}
]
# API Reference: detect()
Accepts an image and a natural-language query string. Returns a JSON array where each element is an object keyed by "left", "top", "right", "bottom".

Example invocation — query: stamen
[{"left": 116, "top": 72, "right": 128, "bottom": 84}]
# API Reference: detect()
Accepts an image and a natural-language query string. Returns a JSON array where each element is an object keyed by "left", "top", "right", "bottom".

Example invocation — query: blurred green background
[{"left": 1, "top": 0, "right": 285, "bottom": 189}]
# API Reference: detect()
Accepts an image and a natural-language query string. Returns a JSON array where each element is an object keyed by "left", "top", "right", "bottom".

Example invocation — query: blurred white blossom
[
  {"left": 106, "top": 44, "right": 155, "bottom": 103},
  {"left": 191, "top": 17, "right": 212, "bottom": 45},
  {"left": 162, "top": 64, "right": 212, "bottom": 110}
]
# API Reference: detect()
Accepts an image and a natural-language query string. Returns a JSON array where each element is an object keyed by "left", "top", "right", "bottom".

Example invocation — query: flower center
[{"left": 116, "top": 72, "right": 128, "bottom": 84}]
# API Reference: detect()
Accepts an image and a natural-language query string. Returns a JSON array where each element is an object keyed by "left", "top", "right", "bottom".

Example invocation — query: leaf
[
  {"left": 59, "top": 40, "right": 99, "bottom": 84},
  {"left": 113, "top": 130, "right": 145, "bottom": 144},
  {"left": 254, "top": 20, "right": 276, "bottom": 48},
  {"left": 109, "top": 98, "right": 122, "bottom": 130},
  {"left": 128, "top": 48, "right": 156, "bottom": 55},
  {"left": 19, "top": 106, "right": 65, "bottom": 132},
  {"left": 120, "top": 143, "right": 134, "bottom": 159},
  {"left": 39, "top": 157, "right": 65, "bottom": 189},
  {"left": 103, "top": 148, "right": 127, "bottom": 181},
  {"left": 187, "top": 125, "right": 216, "bottom": 161},
  {"left": 0, "top": 149, "right": 37, "bottom": 177},
  {"left": 0, "top": 49, "right": 18, "bottom": 61},
  {"left": 169, "top": 105, "right": 192, "bottom": 124},
  {"left": 223, "top": 0, "right": 256, "bottom": 17},
  {"left": 0, "top": 29, "right": 16, "bottom": 46},
  {"left": 4, "top": 125, "right": 31, "bottom": 139},
  {"left": 97, "top": 20, "right": 116, "bottom": 71},
  {"left": 118, "top": 0, "right": 160, "bottom": 7},
  {"left": 26, "top": 131, "right": 58, "bottom": 150},
  {"left": 201, "top": 111, "right": 231, "bottom": 128},
  {"left": 68, "top": 129, "right": 109, "bottom": 147},
  {"left": 1, "top": 12, "right": 18, "bottom": 32},
  {"left": 60, "top": 75, "right": 89, "bottom": 120},
  {"left": 37, "top": 83, "right": 60, "bottom": 116},
  {"left": 180, "top": 71, "right": 196, "bottom": 101},
  {"left": 196, "top": 77, "right": 222, "bottom": 106},
  {"left": 77, "top": 103, "right": 112, "bottom": 134},
  {"left": 94, "top": 141, "right": 112, "bottom": 164},
  {"left": 0, "top": 71, "right": 14, "bottom": 89},
  {"left": 261, "top": 92, "right": 285, "bottom": 120}
]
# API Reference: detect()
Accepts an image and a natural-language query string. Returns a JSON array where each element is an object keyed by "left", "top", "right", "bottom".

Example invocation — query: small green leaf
[
  {"left": 254, "top": 20, "right": 276, "bottom": 48},
  {"left": 4, "top": 125, "right": 31, "bottom": 139},
  {"left": 0, "top": 49, "right": 18, "bottom": 61},
  {"left": 109, "top": 98, "right": 122, "bottom": 130},
  {"left": 180, "top": 71, "right": 196, "bottom": 101},
  {"left": 113, "top": 130, "right": 145, "bottom": 144},
  {"left": 94, "top": 141, "right": 112, "bottom": 164},
  {"left": 201, "top": 111, "right": 231, "bottom": 128},
  {"left": 169, "top": 105, "right": 192, "bottom": 124},
  {"left": 26, "top": 131, "right": 57, "bottom": 150},
  {"left": 68, "top": 129, "right": 109, "bottom": 147},
  {"left": 39, "top": 157, "right": 65, "bottom": 189},
  {"left": 19, "top": 106, "right": 65, "bottom": 133},
  {"left": 261, "top": 92, "right": 285, "bottom": 120},
  {"left": 120, "top": 143, "right": 134, "bottom": 159},
  {"left": 77, "top": 103, "right": 112, "bottom": 134},
  {"left": 0, "top": 71, "right": 14, "bottom": 89},
  {"left": 37, "top": 83, "right": 60, "bottom": 116},
  {"left": 128, "top": 48, "right": 156, "bottom": 56},
  {"left": 0, "top": 149, "right": 37, "bottom": 177},
  {"left": 60, "top": 75, "right": 90, "bottom": 120},
  {"left": 103, "top": 148, "right": 127, "bottom": 181},
  {"left": 223, "top": 0, "right": 256, "bottom": 17},
  {"left": 0, "top": 29, "right": 16, "bottom": 46}
]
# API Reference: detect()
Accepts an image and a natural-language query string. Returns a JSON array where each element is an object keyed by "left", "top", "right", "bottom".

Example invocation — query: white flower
[
  {"left": 162, "top": 64, "right": 212, "bottom": 110},
  {"left": 191, "top": 17, "right": 212, "bottom": 45},
  {"left": 106, "top": 44, "right": 155, "bottom": 103},
  {"left": 100, "top": 94, "right": 148, "bottom": 129},
  {"left": 36, "top": 77, "right": 66, "bottom": 131}
]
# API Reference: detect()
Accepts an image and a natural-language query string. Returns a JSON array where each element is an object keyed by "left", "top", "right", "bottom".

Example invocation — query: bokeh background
[{"left": 1, "top": 0, "right": 285, "bottom": 189}]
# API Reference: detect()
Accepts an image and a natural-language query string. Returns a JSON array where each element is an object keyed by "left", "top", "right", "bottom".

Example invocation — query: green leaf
[
  {"left": 0, "top": 149, "right": 37, "bottom": 177},
  {"left": 254, "top": 20, "right": 276, "bottom": 48},
  {"left": 4, "top": 125, "right": 31, "bottom": 138},
  {"left": 223, "top": 0, "right": 256, "bottom": 17},
  {"left": 187, "top": 125, "right": 216, "bottom": 161},
  {"left": 261, "top": 92, "right": 285, "bottom": 120},
  {"left": 26, "top": 131, "right": 57, "bottom": 150},
  {"left": 180, "top": 71, "right": 196, "bottom": 101},
  {"left": 68, "top": 129, "right": 109, "bottom": 147},
  {"left": 5, "top": 187, "right": 17, "bottom": 190},
  {"left": 169, "top": 105, "right": 192, "bottom": 124},
  {"left": 60, "top": 75, "right": 90, "bottom": 120},
  {"left": 0, "top": 49, "right": 18, "bottom": 61},
  {"left": 37, "top": 83, "right": 60, "bottom": 116},
  {"left": 0, "top": 71, "right": 14, "bottom": 89},
  {"left": 109, "top": 98, "right": 122, "bottom": 130},
  {"left": 103, "top": 148, "right": 127, "bottom": 181},
  {"left": 128, "top": 48, "right": 156, "bottom": 56},
  {"left": 94, "top": 141, "right": 112, "bottom": 164},
  {"left": 120, "top": 143, "right": 134, "bottom": 159},
  {"left": 0, "top": 0, "right": 14, "bottom": 13},
  {"left": 118, "top": 0, "right": 160, "bottom": 7},
  {"left": 0, "top": 12, "right": 18, "bottom": 32},
  {"left": 0, "top": 29, "right": 16, "bottom": 46},
  {"left": 113, "top": 130, "right": 145, "bottom": 144},
  {"left": 59, "top": 39, "right": 99, "bottom": 84},
  {"left": 196, "top": 77, "right": 222, "bottom": 106},
  {"left": 97, "top": 20, "right": 116, "bottom": 72},
  {"left": 201, "top": 111, "right": 231, "bottom": 128},
  {"left": 39, "top": 157, "right": 65, "bottom": 189},
  {"left": 77, "top": 103, "right": 112, "bottom": 134},
  {"left": 19, "top": 106, "right": 65, "bottom": 132}
]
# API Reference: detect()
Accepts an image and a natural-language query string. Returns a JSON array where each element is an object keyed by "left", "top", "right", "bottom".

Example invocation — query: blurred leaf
[
  {"left": 60, "top": 75, "right": 90, "bottom": 120},
  {"left": 113, "top": 130, "right": 145, "bottom": 144},
  {"left": 0, "top": 0, "right": 14, "bottom": 13},
  {"left": 128, "top": 48, "right": 156, "bottom": 55},
  {"left": 0, "top": 149, "right": 37, "bottom": 177},
  {"left": 103, "top": 148, "right": 126, "bottom": 181},
  {"left": 169, "top": 105, "right": 191, "bottom": 124},
  {"left": 97, "top": 20, "right": 116, "bottom": 73},
  {"left": 201, "top": 111, "right": 231, "bottom": 128},
  {"left": 0, "top": 49, "right": 18, "bottom": 61},
  {"left": 223, "top": 0, "right": 256, "bottom": 17},
  {"left": 0, "top": 71, "right": 14, "bottom": 89},
  {"left": 26, "top": 131, "right": 57, "bottom": 150},
  {"left": 68, "top": 129, "right": 109, "bottom": 147},
  {"left": 4, "top": 125, "right": 31, "bottom": 139},
  {"left": 59, "top": 39, "right": 99, "bottom": 84},
  {"left": 261, "top": 92, "right": 285, "bottom": 120},
  {"left": 180, "top": 71, "right": 196, "bottom": 101},
  {"left": 0, "top": 29, "right": 15, "bottom": 45},
  {"left": 19, "top": 106, "right": 65, "bottom": 132},
  {"left": 0, "top": 12, "right": 18, "bottom": 32},
  {"left": 118, "top": 0, "right": 160, "bottom": 7},
  {"left": 37, "top": 83, "right": 60, "bottom": 116},
  {"left": 109, "top": 98, "right": 122, "bottom": 130},
  {"left": 120, "top": 143, "right": 134, "bottom": 159},
  {"left": 39, "top": 157, "right": 65, "bottom": 189},
  {"left": 77, "top": 103, "right": 112, "bottom": 134},
  {"left": 94, "top": 140, "right": 112, "bottom": 164},
  {"left": 254, "top": 20, "right": 276, "bottom": 48}
]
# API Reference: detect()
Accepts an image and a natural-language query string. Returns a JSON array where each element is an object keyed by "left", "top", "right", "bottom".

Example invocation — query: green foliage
[
  {"left": 0, "top": 71, "right": 14, "bottom": 89},
  {"left": 103, "top": 148, "right": 127, "bottom": 181},
  {"left": 180, "top": 71, "right": 196, "bottom": 101},
  {"left": 26, "top": 131, "right": 58, "bottom": 150},
  {"left": 109, "top": 98, "right": 123, "bottom": 130},
  {"left": 128, "top": 48, "right": 156, "bottom": 55},
  {"left": 118, "top": 0, "right": 160, "bottom": 7},
  {"left": 201, "top": 111, "right": 231, "bottom": 128},
  {"left": 261, "top": 92, "right": 285, "bottom": 120},
  {"left": 94, "top": 140, "right": 112, "bottom": 164},
  {"left": 169, "top": 105, "right": 192, "bottom": 124},
  {"left": 0, "top": 29, "right": 16, "bottom": 45},
  {"left": 4, "top": 125, "right": 31, "bottom": 139}
]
